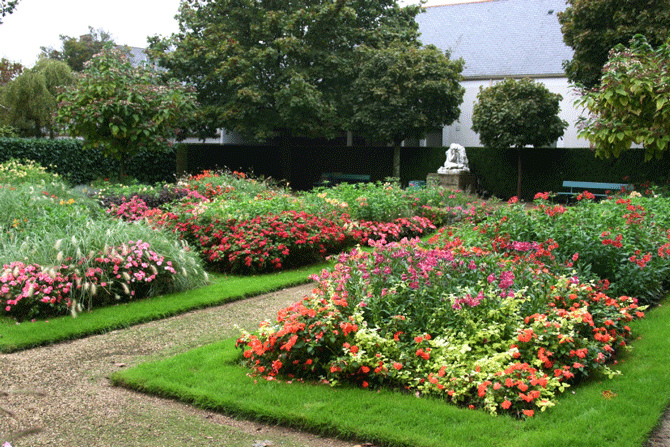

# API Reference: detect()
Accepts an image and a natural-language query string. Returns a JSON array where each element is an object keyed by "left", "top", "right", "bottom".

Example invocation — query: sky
[{"left": 0, "top": 0, "right": 487, "bottom": 68}]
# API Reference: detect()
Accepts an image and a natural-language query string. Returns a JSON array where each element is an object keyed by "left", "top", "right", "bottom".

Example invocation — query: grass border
[
  {"left": 0, "top": 261, "right": 331, "bottom": 353},
  {"left": 111, "top": 300, "right": 670, "bottom": 447}
]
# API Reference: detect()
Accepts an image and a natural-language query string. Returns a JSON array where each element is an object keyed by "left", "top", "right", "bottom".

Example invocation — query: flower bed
[
  {"left": 1, "top": 239, "right": 198, "bottom": 321},
  {"left": 236, "top": 238, "right": 644, "bottom": 418},
  {"left": 236, "top": 194, "right": 670, "bottom": 418}
]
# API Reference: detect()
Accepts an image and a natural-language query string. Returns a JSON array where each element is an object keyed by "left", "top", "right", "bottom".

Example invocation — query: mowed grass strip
[
  {"left": 0, "top": 262, "right": 330, "bottom": 353},
  {"left": 112, "top": 299, "right": 670, "bottom": 447}
]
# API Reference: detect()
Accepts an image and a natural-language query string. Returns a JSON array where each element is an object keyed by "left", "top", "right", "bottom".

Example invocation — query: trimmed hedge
[
  {"left": 402, "top": 146, "right": 670, "bottom": 201},
  {"left": 0, "top": 138, "right": 177, "bottom": 185},
  {"left": 467, "top": 147, "right": 670, "bottom": 201}
]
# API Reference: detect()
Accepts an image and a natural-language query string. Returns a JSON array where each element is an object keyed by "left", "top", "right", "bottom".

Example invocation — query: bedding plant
[
  {"left": 0, "top": 161, "right": 208, "bottom": 321},
  {"left": 2, "top": 164, "right": 488, "bottom": 320},
  {"left": 236, "top": 192, "right": 670, "bottom": 419},
  {"left": 123, "top": 169, "right": 489, "bottom": 274}
]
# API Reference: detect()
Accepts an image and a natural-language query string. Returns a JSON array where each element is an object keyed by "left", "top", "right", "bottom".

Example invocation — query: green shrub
[{"left": 0, "top": 138, "right": 176, "bottom": 185}]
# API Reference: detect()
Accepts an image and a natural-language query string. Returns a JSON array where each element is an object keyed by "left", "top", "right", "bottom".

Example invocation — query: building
[{"left": 415, "top": 0, "right": 587, "bottom": 148}]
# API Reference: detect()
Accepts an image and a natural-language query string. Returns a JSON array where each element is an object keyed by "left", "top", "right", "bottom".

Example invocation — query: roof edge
[{"left": 463, "top": 73, "right": 567, "bottom": 81}]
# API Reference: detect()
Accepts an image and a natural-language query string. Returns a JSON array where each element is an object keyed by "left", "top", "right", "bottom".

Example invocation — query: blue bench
[{"left": 558, "top": 181, "right": 633, "bottom": 198}]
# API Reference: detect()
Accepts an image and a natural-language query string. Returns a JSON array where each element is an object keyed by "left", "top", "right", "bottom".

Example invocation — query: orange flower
[
  {"left": 392, "top": 362, "right": 403, "bottom": 370},
  {"left": 522, "top": 409, "right": 535, "bottom": 418},
  {"left": 501, "top": 400, "right": 512, "bottom": 410}
]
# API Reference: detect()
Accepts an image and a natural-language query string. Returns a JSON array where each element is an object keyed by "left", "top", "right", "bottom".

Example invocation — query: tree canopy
[
  {"left": 148, "top": 0, "right": 423, "bottom": 143},
  {"left": 56, "top": 45, "right": 198, "bottom": 179},
  {"left": 1, "top": 59, "right": 73, "bottom": 137},
  {"left": 577, "top": 35, "right": 670, "bottom": 161},
  {"left": 0, "top": 58, "right": 22, "bottom": 86},
  {"left": 471, "top": 78, "right": 567, "bottom": 198},
  {"left": 348, "top": 43, "right": 464, "bottom": 176},
  {"left": 40, "top": 27, "right": 116, "bottom": 72},
  {"left": 0, "top": 0, "right": 20, "bottom": 24},
  {"left": 558, "top": 0, "right": 670, "bottom": 88},
  {"left": 349, "top": 43, "right": 464, "bottom": 147}
]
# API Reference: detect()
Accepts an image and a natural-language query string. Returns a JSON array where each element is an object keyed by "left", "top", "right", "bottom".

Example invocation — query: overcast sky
[{"left": 0, "top": 0, "right": 484, "bottom": 68}]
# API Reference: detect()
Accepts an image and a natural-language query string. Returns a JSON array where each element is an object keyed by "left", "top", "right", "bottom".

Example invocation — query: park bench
[
  {"left": 558, "top": 180, "right": 634, "bottom": 199},
  {"left": 314, "top": 172, "right": 371, "bottom": 187}
]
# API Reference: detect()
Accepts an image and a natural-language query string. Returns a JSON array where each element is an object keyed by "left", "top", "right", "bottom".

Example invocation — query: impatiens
[
  {"left": 2, "top": 240, "right": 191, "bottom": 320},
  {"left": 237, "top": 237, "right": 645, "bottom": 418}
]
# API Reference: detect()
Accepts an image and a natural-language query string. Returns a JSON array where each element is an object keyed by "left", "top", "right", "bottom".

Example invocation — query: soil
[{"left": 1, "top": 283, "right": 669, "bottom": 447}]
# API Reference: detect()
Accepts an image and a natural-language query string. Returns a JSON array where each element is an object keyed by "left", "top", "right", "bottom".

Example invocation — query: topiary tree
[
  {"left": 56, "top": 45, "right": 198, "bottom": 180},
  {"left": 577, "top": 35, "right": 670, "bottom": 162},
  {"left": 471, "top": 78, "right": 567, "bottom": 199},
  {"left": 347, "top": 43, "right": 464, "bottom": 178}
]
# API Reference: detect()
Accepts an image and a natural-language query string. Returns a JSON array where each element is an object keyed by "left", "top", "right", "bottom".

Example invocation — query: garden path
[
  {"left": 1, "top": 283, "right": 357, "bottom": 447},
  {"left": 1, "top": 282, "right": 669, "bottom": 447}
]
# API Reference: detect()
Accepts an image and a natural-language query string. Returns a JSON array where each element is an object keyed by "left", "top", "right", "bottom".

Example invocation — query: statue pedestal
[{"left": 427, "top": 172, "right": 476, "bottom": 192}]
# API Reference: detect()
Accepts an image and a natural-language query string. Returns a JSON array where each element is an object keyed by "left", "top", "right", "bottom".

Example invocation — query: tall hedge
[
  {"left": 402, "top": 146, "right": 670, "bottom": 201},
  {"left": 0, "top": 138, "right": 177, "bottom": 185}
]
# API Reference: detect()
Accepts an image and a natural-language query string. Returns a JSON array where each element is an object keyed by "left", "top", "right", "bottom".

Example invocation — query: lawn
[{"left": 112, "top": 298, "right": 670, "bottom": 447}]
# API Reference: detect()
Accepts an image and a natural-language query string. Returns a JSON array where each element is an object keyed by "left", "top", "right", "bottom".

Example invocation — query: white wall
[{"left": 442, "top": 77, "right": 590, "bottom": 148}]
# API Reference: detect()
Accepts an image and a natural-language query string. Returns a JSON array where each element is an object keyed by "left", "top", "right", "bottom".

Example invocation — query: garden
[{"left": 2, "top": 159, "right": 670, "bottom": 446}]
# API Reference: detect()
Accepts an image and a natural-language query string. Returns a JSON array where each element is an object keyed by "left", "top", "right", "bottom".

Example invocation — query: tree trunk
[
  {"left": 279, "top": 130, "right": 292, "bottom": 185},
  {"left": 516, "top": 147, "right": 522, "bottom": 199},
  {"left": 119, "top": 156, "right": 126, "bottom": 182},
  {"left": 392, "top": 142, "right": 401, "bottom": 180}
]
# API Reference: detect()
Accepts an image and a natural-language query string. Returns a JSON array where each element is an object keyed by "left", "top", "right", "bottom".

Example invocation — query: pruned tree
[
  {"left": 56, "top": 45, "right": 198, "bottom": 179},
  {"left": 577, "top": 35, "right": 670, "bottom": 161},
  {"left": 1, "top": 59, "right": 73, "bottom": 137},
  {"left": 471, "top": 78, "right": 568, "bottom": 199},
  {"left": 40, "top": 27, "right": 115, "bottom": 72},
  {"left": 147, "top": 0, "right": 424, "bottom": 179},
  {"left": 347, "top": 43, "right": 464, "bottom": 177},
  {"left": 558, "top": 0, "right": 670, "bottom": 89}
]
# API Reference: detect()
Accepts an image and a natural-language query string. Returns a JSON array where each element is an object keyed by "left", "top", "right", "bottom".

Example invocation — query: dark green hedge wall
[
  {"left": 401, "top": 146, "right": 670, "bottom": 201},
  {"left": 467, "top": 147, "right": 670, "bottom": 201},
  {"left": 182, "top": 143, "right": 395, "bottom": 191},
  {"left": 0, "top": 138, "right": 177, "bottom": 185}
]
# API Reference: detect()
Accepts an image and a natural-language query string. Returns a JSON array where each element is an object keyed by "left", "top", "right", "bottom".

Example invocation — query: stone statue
[{"left": 438, "top": 143, "right": 469, "bottom": 173}]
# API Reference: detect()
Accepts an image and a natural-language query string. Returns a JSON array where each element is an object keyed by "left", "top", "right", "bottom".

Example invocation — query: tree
[
  {"left": 147, "top": 0, "right": 423, "bottom": 178},
  {"left": 471, "top": 78, "right": 568, "bottom": 199},
  {"left": 577, "top": 35, "right": 670, "bottom": 162},
  {"left": 348, "top": 43, "right": 464, "bottom": 177},
  {"left": 558, "top": 0, "right": 670, "bottom": 89},
  {"left": 56, "top": 45, "right": 198, "bottom": 179},
  {"left": 40, "top": 27, "right": 115, "bottom": 72},
  {"left": 0, "top": 0, "right": 20, "bottom": 24},
  {"left": 0, "top": 58, "right": 22, "bottom": 86},
  {"left": 1, "top": 59, "right": 73, "bottom": 137}
]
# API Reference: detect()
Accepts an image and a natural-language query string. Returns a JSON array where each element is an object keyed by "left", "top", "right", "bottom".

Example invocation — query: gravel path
[
  {"left": 1, "top": 282, "right": 669, "bottom": 447},
  {"left": 1, "top": 284, "right": 355, "bottom": 447}
]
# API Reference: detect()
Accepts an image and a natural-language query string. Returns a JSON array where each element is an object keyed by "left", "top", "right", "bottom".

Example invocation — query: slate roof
[
  {"left": 125, "top": 46, "right": 150, "bottom": 67},
  {"left": 415, "top": 0, "right": 574, "bottom": 79}
]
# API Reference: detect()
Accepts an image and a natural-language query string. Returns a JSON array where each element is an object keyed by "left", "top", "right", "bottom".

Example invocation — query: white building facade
[{"left": 415, "top": 0, "right": 589, "bottom": 148}]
